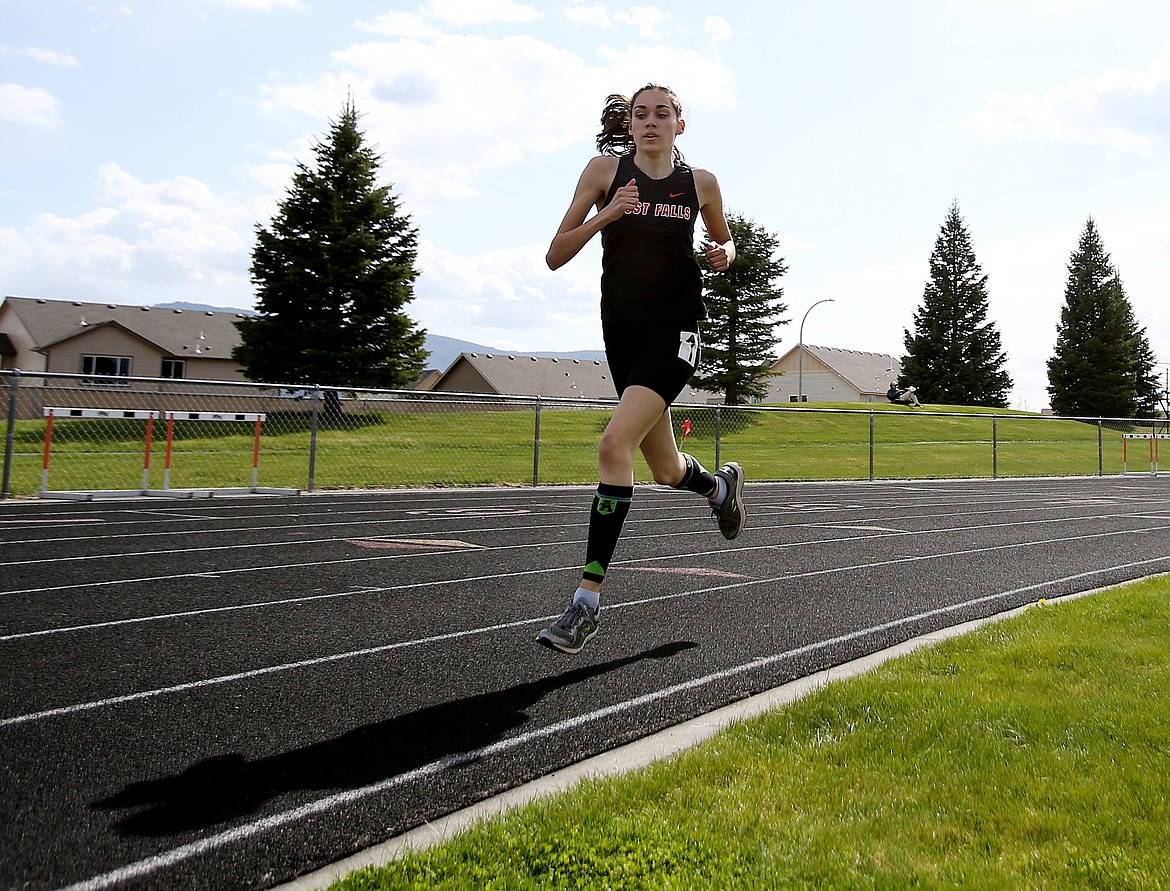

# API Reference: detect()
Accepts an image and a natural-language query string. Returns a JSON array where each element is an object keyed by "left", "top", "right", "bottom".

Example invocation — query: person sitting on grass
[{"left": 887, "top": 384, "right": 921, "bottom": 407}]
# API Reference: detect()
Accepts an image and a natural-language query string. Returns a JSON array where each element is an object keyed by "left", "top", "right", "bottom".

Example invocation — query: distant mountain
[{"left": 153, "top": 301, "right": 256, "bottom": 315}]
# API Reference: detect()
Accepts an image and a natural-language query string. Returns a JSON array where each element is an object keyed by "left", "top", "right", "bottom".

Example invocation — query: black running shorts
[{"left": 602, "top": 320, "right": 701, "bottom": 405}]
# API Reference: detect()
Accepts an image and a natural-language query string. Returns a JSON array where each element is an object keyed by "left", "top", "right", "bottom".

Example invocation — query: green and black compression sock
[
  {"left": 582, "top": 483, "right": 634, "bottom": 584},
  {"left": 673, "top": 452, "right": 718, "bottom": 499}
]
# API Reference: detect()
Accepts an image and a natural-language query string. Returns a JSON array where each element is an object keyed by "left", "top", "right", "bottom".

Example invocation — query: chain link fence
[{"left": 3, "top": 369, "right": 1167, "bottom": 499}]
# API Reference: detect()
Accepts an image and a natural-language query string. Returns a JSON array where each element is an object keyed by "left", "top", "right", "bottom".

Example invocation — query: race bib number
[{"left": 678, "top": 331, "right": 700, "bottom": 368}]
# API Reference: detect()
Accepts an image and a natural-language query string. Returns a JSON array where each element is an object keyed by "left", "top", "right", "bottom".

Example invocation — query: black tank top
[{"left": 599, "top": 154, "right": 705, "bottom": 324}]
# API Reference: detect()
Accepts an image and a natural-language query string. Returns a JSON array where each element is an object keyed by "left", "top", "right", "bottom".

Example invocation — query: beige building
[
  {"left": 0, "top": 295, "right": 247, "bottom": 381},
  {"left": 764, "top": 343, "right": 903, "bottom": 403},
  {"left": 421, "top": 352, "right": 615, "bottom": 399},
  {"left": 421, "top": 351, "right": 722, "bottom": 403},
  {"left": 2, "top": 295, "right": 798, "bottom": 406}
]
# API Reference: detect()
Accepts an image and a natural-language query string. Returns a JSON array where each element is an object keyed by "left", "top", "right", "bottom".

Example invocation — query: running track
[{"left": 3, "top": 476, "right": 1170, "bottom": 890}]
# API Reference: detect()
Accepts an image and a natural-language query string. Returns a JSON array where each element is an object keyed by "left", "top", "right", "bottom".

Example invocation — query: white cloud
[
  {"left": 593, "top": 43, "right": 734, "bottom": 109},
  {"left": 562, "top": 2, "right": 677, "bottom": 37},
  {"left": 359, "top": 1, "right": 539, "bottom": 36},
  {"left": 0, "top": 83, "right": 62, "bottom": 127},
  {"left": 962, "top": 43, "right": 1170, "bottom": 153},
  {"left": 257, "top": 30, "right": 733, "bottom": 208},
  {"left": 413, "top": 240, "right": 602, "bottom": 350},
  {"left": 0, "top": 208, "right": 134, "bottom": 281},
  {"left": 1, "top": 45, "right": 80, "bottom": 68},
  {"left": 0, "top": 164, "right": 265, "bottom": 304},
  {"left": 425, "top": 0, "right": 540, "bottom": 26},
  {"left": 564, "top": 2, "right": 610, "bottom": 28},
  {"left": 97, "top": 163, "right": 224, "bottom": 217},
  {"left": 191, "top": 0, "right": 306, "bottom": 9},
  {"left": 260, "top": 34, "right": 593, "bottom": 200},
  {"left": 356, "top": 11, "right": 439, "bottom": 39},
  {"left": 704, "top": 16, "right": 732, "bottom": 44},
  {"left": 614, "top": 6, "right": 669, "bottom": 39}
]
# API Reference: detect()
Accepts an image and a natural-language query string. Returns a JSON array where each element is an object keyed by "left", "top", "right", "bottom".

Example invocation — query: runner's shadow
[{"left": 94, "top": 640, "right": 699, "bottom": 836}]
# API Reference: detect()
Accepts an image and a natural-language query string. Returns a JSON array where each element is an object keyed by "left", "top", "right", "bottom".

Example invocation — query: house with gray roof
[
  {"left": 764, "top": 343, "right": 904, "bottom": 403},
  {"left": 420, "top": 352, "right": 613, "bottom": 399},
  {"left": 0, "top": 294, "right": 731, "bottom": 404},
  {"left": 0, "top": 295, "right": 248, "bottom": 381},
  {"left": 421, "top": 351, "right": 721, "bottom": 403}
]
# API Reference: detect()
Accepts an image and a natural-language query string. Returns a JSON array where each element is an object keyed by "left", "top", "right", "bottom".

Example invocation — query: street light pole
[{"left": 798, "top": 298, "right": 836, "bottom": 403}]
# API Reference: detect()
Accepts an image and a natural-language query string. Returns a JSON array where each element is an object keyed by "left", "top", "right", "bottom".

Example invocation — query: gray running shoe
[
  {"left": 712, "top": 461, "right": 746, "bottom": 540},
  {"left": 537, "top": 601, "right": 599, "bottom": 655}
]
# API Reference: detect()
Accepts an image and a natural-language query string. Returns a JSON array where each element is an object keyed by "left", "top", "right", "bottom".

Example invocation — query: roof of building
[
  {"left": 445, "top": 351, "right": 615, "bottom": 399},
  {"left": 432, "top": 351, "right": 722, "bottom": 402},
  {"left": 773, "top": 343, "right": 901, "bottom": 395},
  {"left": 1, "top": 295, "right": 249, "bottom": 359}
]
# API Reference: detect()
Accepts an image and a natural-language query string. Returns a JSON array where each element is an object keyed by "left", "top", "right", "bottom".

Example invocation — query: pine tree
[
  {"left": 1047, "top": 219, "right": 1159, "bottom": 418},
  {"left": 692, "top": 213, "right": 787, "bottom": 405},
  {"left": 901, "top": 201, "right": 1012, "bottom": 407},
  {"left": 234, "top": 99, "right": 427, "bottom": 404}
]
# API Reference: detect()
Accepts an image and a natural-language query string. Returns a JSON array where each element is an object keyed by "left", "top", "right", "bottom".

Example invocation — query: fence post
[
  {"left": 714, "top": 406, "right": 722, "bottom": 468},
  {"left": 2, "top": 369, "right": 20, "bottom": 499},
  {"left": 308, "top": 385, "right": 321, "bottom": 492},
  {"left": 992, "top": 414, "right": 999, "bottom": 479},
  {"left": 869, "top": 411, "right": 875, "bottom": 481},
  {"left": 1098, "top": 419, "right": 1104, "bottom": 476},
  {"left": 532, "top": 396, "right": 542, "bottom": 487}
]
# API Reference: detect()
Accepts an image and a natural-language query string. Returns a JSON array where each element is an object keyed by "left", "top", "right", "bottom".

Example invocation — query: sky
[{"left": 2, "top": 1, "right": 1169, "bottom": 411}]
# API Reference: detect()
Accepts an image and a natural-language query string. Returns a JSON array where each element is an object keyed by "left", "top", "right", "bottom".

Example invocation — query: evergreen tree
[
  {"left": 692, "top": 213, "right": 787, "bottom": 404},
  {"left": 901, "top": 201, "right": 1012, "bottom": 407},
  {"left": 1047, "top": 219, "right": 1159, "bottom": 418},
  {"left": 234, "top": 99, "right": 427, "bottom": 404}
]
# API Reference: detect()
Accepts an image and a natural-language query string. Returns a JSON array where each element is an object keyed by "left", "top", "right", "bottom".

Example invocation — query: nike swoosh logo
[{"left": 669, "top": 192, "right": 685, "bottom": 198}]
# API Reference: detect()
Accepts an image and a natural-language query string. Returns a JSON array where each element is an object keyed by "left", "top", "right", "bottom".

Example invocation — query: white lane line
[
  {"left": 8, "top": 486, "right": 1168, "bottom": 560},
  {"left": 623, "top": 567, "right": 753, "bottom": 579},
  {"left": 51, "top": 568, "right": 1156, "bottom": 891},
  {"left": 347, "top": 538, "right": 483, "bottom": 550},
  {"left": 0, "top": 518, "right": 106, "bottom": 525},
  {"left": 4, "top": 505, "right": 1166, "bottom": 604},
  {"left": 1, "top": 499, "right": 587, "bottom": 551},
  {"left": 0, "top": 568, "right": 579, "bottom": 643},
  {"left": 7, "top": 543, "right": 1170, "bottom": 729},
  {"left": 0, "top": 616, "right": 539, "bottom": 729},
  {"left": 0, "top": 512, "right": 1161, "bottom": 643},
  {"left": 2, "top": 519, "right": 1165, "bottom": 643},
  {"left": 808, "top": 524, "right": 903, "bottom": 532}
]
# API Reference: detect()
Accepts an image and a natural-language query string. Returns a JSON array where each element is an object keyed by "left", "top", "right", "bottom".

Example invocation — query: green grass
[
  {"left": 1, "top": 402, "right": 1157, "bottom": 496},
  {"left": 329, "top": 577, "right": 1170, "bottom": 890}
]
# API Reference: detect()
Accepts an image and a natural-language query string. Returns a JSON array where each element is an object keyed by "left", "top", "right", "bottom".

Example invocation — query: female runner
[{"left": 537, "top": 84, "right": 746, "bottom": 655}]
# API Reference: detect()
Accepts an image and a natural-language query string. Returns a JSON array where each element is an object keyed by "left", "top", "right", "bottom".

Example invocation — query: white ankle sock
[
  {"left": 710, "top": 476, "right": 728, "bottom": 504},
  {"left": 572, "top": 586, "right": 600, "bottom": 613}
]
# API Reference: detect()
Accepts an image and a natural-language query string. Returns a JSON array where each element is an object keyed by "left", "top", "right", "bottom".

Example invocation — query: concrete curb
[{"left": 272, "top": 586, "right": 1103, "bottom": 891}]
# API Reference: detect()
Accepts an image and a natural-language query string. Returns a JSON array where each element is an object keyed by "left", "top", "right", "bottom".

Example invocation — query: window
[
  {"left": 82, "top": 354, "right": 132, "bottom": 385},
  {"left": 161, "top": 358, "right": 186, "bottom": 379}
]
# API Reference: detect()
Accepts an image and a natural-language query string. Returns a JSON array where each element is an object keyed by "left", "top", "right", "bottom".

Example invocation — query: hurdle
[
  {"left": 40, "top": 407, "right": 160, "bottom": 500},
  {"left": 146, "top": 411, "right": 298, "bottom": 498},
  {"left": 1122, "top": 433, "right": 1168, "bottom": 476}
]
